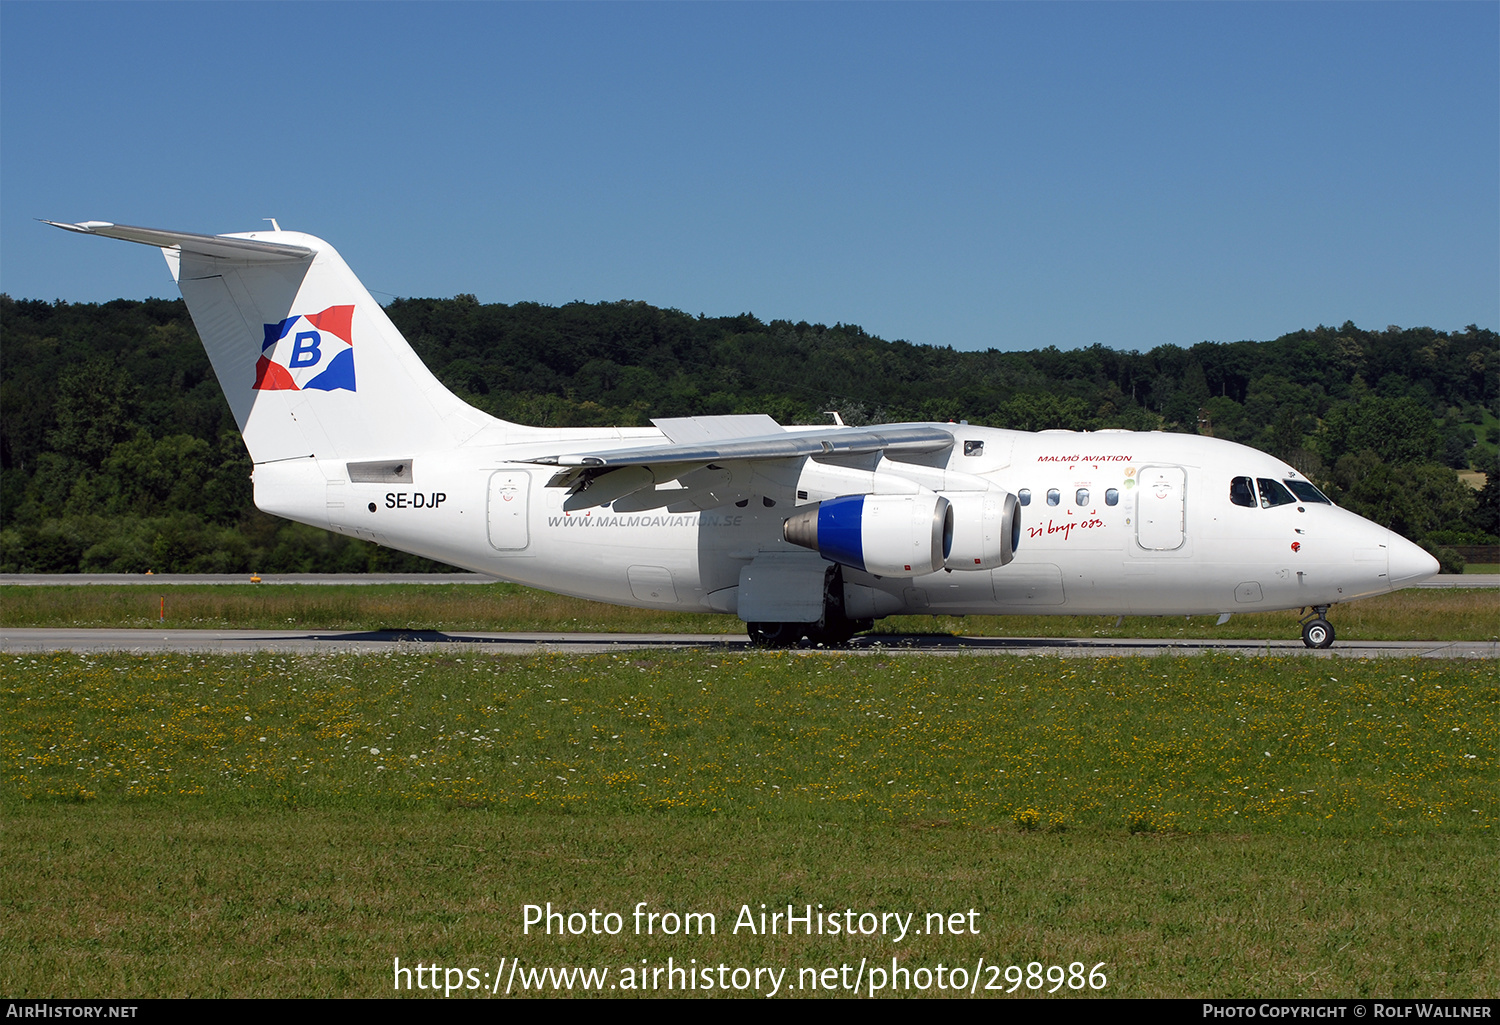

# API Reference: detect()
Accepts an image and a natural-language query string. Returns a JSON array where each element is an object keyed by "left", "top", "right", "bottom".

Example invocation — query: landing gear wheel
[
  {"left": 808, "top": 617, "right": 857, "bottom": 647},
  {"left": 1301, "top": 617, "right": 1335, "bottom": 649},
  {"left": 802, "top": 563, "right": 867, "bottom": 648},
  {"left": 747, "top": 622, "right": 804, "bottom": 648}
]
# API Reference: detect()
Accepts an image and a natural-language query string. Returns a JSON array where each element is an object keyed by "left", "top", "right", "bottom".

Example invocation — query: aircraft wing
[
  {"left": 528, "top": 422, "right": 954, "bottom": 496},
  {"left": 529, "top": 422, "right": 950, "bottom": 470}
]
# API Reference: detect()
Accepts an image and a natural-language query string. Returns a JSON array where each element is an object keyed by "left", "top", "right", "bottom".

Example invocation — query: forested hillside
[{"left": 2, "top": 293, "right": 1495, "bottom": 573}]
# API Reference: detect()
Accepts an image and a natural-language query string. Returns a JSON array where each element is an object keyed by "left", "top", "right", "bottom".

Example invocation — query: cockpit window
[
  {"left": 1284, "top": 480, "right": 1331, "bottom": 505},
  {"left": 1257, "top": 478, "right": 1297, "bottom": 508},
  {"left": 1230, "top": 476, "right": 1256, "bottom": 508}
]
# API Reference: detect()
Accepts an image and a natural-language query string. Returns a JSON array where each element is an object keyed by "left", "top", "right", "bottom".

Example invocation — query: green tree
[
  {"left": 47, "top": 359, "right": 138, "bottom": 467},
  {"left": 1316, "top": 397, "right": 1441, "bottom": 465},
  {"left": 1329, "top": 451, "right": 1476, "bottom": 543}
]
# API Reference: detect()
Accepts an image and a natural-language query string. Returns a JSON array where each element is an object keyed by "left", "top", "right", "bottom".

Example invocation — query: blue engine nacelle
[{"left": 782, "top": 491, "right": 1019, "bottom": 577}]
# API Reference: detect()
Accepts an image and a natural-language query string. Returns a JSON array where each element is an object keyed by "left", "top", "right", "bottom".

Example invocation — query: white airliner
[{"left": 47, "top": 220, "right": 1439, "bottom": 647}]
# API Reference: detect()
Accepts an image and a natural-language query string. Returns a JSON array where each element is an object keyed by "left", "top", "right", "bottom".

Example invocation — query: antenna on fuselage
[{"left": 264, "top": 218, "right": 281, "bottom": 232}]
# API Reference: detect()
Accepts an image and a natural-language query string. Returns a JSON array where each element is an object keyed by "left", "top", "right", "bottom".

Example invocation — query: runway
[
  {"left": 2, "top": 573, "right": 1495, "bottom": 588},
  {"left": 2, "top": 628, "right": 1494, "bottom": 658}
]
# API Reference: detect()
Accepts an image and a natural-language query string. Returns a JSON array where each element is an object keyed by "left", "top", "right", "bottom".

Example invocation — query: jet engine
[
  {"left": 782, "top": 494, "right": 950, "bottom": 577},
  {"left": 941, "top": 490, "right": 1020, "bottom": 570},
  {"left": 783, "top": 490, "right": 1019, "bottom": 577}
]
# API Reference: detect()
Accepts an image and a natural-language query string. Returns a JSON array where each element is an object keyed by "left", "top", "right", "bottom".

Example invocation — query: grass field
[
  {"left": 2, "top": 650, "right": 1495, "bottom": 998},
  {"left": 2, "top": 583, "right": 1497, "bottom": 641}
]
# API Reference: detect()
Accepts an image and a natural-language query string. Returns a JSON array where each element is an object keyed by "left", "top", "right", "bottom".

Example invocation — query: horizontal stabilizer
[{"left": 42, "top": 220, "right": 313, "bottom": 261}]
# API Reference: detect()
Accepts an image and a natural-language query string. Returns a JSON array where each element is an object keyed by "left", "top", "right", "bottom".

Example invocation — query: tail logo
[{"left": 254, "top": 305, "right": 357, "bottom": 392}]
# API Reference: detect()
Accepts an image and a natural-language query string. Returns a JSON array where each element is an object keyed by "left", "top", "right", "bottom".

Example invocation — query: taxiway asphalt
[
  {"left": 2, "top": 574, "right": 1495, "bottom": 588},
  {"left": 2, "top": 628, "right": 1494, "bottom": 658}
]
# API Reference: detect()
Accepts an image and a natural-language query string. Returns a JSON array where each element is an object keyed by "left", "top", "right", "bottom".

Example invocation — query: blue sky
[{"left": 3, "top": 2, "right": 1495, "bottom": 352}]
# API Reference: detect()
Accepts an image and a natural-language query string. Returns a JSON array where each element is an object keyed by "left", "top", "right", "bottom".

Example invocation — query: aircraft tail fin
[{"left": 45, "top": 220, "right": 508, "bottom": 465}]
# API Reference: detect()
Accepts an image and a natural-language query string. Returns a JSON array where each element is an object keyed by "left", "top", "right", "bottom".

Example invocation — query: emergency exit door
[
  {"left": 1135, "top": 466, "right": 1186, "bottom": 551},
  {"left": 487, "top": 472, "right": 530, "bottom": 550}
]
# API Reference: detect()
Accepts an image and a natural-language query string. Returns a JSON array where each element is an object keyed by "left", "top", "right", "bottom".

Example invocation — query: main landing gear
[
  {"left": 745, "top": 565, "right": 871, "bottom": 648},
  {"left": 1299, "top": 606, "right": 1335, "bottom": 649},
  {"left": 746, "top": 622, "right": 804, "bottom": 647},
  {"left": 746, "top": 617, "right": 866, "bottom": 648}
]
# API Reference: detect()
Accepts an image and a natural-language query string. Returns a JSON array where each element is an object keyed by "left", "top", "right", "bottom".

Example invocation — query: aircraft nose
[{"left": 1387, "top": 534, "right": 1440, "bottom": 587}]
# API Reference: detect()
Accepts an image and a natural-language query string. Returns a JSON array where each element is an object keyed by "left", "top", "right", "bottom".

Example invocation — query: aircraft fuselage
[{"left": 257, "top": 424, "right": 1429, "bottom": 620}]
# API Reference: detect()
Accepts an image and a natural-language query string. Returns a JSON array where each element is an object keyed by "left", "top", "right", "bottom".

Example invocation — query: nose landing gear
[{"left": 1299, "top": 606, "right": 1335, "bottom": 649}]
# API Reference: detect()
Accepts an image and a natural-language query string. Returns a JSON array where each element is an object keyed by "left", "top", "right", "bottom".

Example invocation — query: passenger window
[
  {"left": 1105, "top": 488, "right": 1118, "bottom": 506},
  {"left": 963, "top": 440, "right": 984, "bottom": 457},
  {"left": 1018, "top": 488, "right": 1031, "bottom": 506},
  {"left": 1257, "top": 478, "right": 1297, "bottom": 508},
  {"left": 1076, "top": 488, "right": 1089, "bottom": 506},
  {"left": 1230, "top": 476, "right": 1256, "bottom": 508},
  {"left": 1046, "top": 489, "right": 1060, "bottom": 506},
  {"left": 1284, "top": 480, "right": 1332, "bottom": 505}
]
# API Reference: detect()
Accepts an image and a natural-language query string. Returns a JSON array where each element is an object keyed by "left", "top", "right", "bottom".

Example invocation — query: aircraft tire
[
  {"left": 808, "top": 617, "right": 857, "bottom": 647},
  {"left": 747, "top": 622, "right": 805, "bottom": 648},
  {"left": 1301, "top": 618, "right": 1335, "bottom": 649}
]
